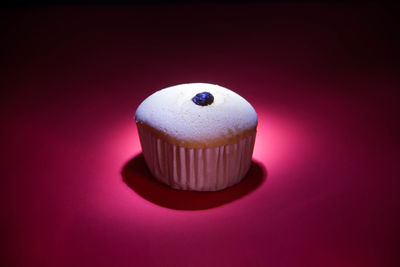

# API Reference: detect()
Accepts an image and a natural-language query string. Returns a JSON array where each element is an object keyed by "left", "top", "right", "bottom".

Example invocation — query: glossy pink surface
[{"left": 1, "top": 3, "right": 399, "bottom": 267}]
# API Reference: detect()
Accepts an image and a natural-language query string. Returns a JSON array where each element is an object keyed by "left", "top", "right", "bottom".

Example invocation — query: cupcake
[{"left": 135, "top": 83, "right": 257, "bottom": 191}]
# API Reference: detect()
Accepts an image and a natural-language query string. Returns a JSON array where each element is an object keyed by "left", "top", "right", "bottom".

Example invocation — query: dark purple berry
[{"left": 192, "top": 92, "right": 214, "bottom": 106}]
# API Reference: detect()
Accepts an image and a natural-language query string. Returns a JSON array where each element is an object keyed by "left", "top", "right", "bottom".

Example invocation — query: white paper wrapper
[{"left": 137, "top": 127, "right": 256, "bottom": 191}]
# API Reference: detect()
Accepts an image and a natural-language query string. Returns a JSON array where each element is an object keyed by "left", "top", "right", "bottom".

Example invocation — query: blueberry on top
[{"left": 192, "top": 92, "right": 214, "bottom": 106}]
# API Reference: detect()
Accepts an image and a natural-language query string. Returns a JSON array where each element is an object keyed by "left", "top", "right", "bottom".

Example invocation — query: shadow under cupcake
[{"left": 121, "top": 153, "right": 267, "bottom": 210}]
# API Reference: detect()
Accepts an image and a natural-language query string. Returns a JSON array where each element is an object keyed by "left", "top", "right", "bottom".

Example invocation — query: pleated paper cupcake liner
[{"left": 137, "top": 127, "right": 256, "bottom": 191}]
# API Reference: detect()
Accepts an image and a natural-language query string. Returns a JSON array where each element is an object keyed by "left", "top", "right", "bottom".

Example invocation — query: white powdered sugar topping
[{"left": 135, "top": 83, "right": 257, "bottom": 144}]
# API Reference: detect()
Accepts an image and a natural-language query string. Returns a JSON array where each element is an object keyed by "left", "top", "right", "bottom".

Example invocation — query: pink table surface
[{"left": 1, "top": 3, "right": 399, "bottom": 267}]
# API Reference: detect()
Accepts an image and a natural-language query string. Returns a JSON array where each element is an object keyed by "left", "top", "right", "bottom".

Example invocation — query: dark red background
[{"left": 1, "top": 3, "right": 399, "bottom": 266}]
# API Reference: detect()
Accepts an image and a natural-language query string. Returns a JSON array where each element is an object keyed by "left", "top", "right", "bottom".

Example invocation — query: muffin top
[{"left": 135, "top": 83, "right": 258, "bottom": 148}]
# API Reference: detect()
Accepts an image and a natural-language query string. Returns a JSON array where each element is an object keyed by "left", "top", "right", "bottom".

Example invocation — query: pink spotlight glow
[{"left": 2, "top": 4, "right": 399, "bottom": 267}]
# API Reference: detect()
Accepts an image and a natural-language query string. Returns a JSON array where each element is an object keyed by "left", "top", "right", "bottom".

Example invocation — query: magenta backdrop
[{"left": 1, "top": 3, "right": 399, "bottom": 267}]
